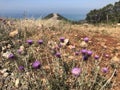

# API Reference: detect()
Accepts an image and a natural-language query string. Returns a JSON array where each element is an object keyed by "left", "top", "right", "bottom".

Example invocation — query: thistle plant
[{"left": 0, "top": 19, "right": 118, "bottom": 90}]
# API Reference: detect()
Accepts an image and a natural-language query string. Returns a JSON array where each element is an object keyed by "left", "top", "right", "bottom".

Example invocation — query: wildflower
[
  {"left": 83, "top": 55, "right": 89, "bottom": 60},
  {"left": 102, "top": 67, "right": 108, "bottom": 73},
  {"left": 60, "top": 37, "right": 65, "bottom": 42},
  {"left": 8, "top": 53, "right": 14, "bottom": 59},
  {"left": 55, "top": 52, "right": 61, "bottom": 58},
  {"left": 38, "top": 40, "right": 43, "bottom": 44},
  {"left": 81, "top": 49, "right": 87, "bottom": 54},
  {"left": 87, "top": 50, "right": 92, "bottom": 56},
  {"left": 54, "top": 45, "right": 60, "bottom": 50},
  {"left": 27, "top": 40, "right": 33, "bottom": 45},
  {"left": 17, "top": 49, "right": 22, "bottom": 54},
  {"left": 105, "top": 54, "right": 109, "bottom": 58},
  {"left": 71, "top": 67, "right": 81, "bottom": 76},
  {"left": 75, "top": 51, "right": 79, "bottom": 56},
  {"left": 84, "top": 37, "right": 89, "bottom": 42},
  {"left": 18, "top": 66, "right": 24, "bottom": 71},
  {"left": 94, "top": 55, "right": 99, "bottom": 59},
  {"left": 32, "top": 60, "right": 41, "bottom": 69},
  {"left": 58, "top": 44, "right": 62, "bottom": 48}
]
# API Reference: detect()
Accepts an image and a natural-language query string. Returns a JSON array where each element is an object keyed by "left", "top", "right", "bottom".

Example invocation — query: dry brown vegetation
[{"left": 0, "top": 19, "right": 120, "bottom": 90}]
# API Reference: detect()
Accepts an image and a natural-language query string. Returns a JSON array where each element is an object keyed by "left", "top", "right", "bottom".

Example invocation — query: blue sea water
[
  {"left": 61, "top": 13, "right": 86, "bottom": 21},
  {"left": 0, "top": 11, "right": 86, "bottom": 21}
]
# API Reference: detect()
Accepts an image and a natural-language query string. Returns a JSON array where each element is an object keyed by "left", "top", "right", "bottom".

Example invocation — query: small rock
[
  {"left": 7, "top": 44, "right": 12, "bottom": 49},
  {"left": 15, "top": 78, "right": 20, "bottom": 87},
  {"left": 3, "top": 72, "right": 9, "bottom": 77},
  {"left": 111, "top": 56, "right": 120, "bottom": 63},
  {"left": 26, "top": 72, "right": 30, "bottom": 76},
  {"left": 20, "top": 45, "right": 25, "bottom": 50},
  {"left": 48, "top": 41, "right": 58, "bottom": 49},
  {"left": 68, "top": 56, "right": 74, "bottom": 59},
  {"left": 100, "top": 42, "right": 105, "bottom": 47},
  {"left": 18, "top": 45, "right": 26, "bottom": 54},
  {"left": 117, "top": 23, "right": 120, "bottom": 26},
  {"left": 64, "top": 39, "right": 69, "bottom": 45},
  {"left": 68, "top": 45, "right": 75, "bottom": 50},
  {"left": 9, "top": 29, "right": 18, "bottom": 37},
  {"left": 103, "top": 45, "right": 107, "bottom": 49},
  {"left": 2, "top": 46, "right": 7, "bottom": 51},
  {"left": 43, "top": 65, "right": 50, "bottom": 70},
  {"left": 1, "top": 69, "right": 7, "bottom": 73},
  {"left": 60, "top": 39, "right": 70, "bottom": 46},
  {"left": 41, "top": 78, "right": 47, "bottom": 85},
  {"left": 100, "top": 42, "right": 107, "bottom": 49},
  {"left": 80, "top": 41, "right": 88, "bottom": 48},
  {"left": 116, "top": 46, "right": 120, "bottom": 50},
  {"left": 0, "top": 69, "right": 11, "bottom": 77}
]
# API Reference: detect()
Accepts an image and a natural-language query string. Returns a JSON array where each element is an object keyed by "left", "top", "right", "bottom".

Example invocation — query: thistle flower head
[
  {"left": 58, "top": 44, "right": 62, "bottom": 48},
  {"left": 17, "top": 49, "right": 22, "bottom": 53},
  {"left": 87, "top": 50, "right": 92, "bottom": 56},
  {"left": 94, "top": 55, "right": 99, "bottom": 59},
  {"left": 60, "top": 37, "right": 65, "bottom": 42},
  {"left": 8, "top": 53, "right": 14, "bottom": 59},
  {"left": 105, "top": 54, "right": 109, "bottom": 58},
  {"left": 17, "top": 49, "right": 23, "bottom": 54},
  {"left": 55, "top": 52, "right": 61, "bottom": 58},
  {"left": 81, "top": 49, "right": 87, "bottom": 54},
  {"left": 32, "top": 60, "right": 41, "bottom": 69},
  {"left": 38, "top": 40, "right": 43, "bottom": 44},
  {"left": 83, "top": 55, "right": 89, "bottom": 61},
  {"left": 84, "top": 37, "right": 89, "bottom": 42},
  {"left": 18, "top": 66, "right": 24, "bottom": 71},
  {"left": 102, "top": 67, "right": 108, "bottom": 73},
  {"left": 71, "top": 67, "right": 81, "bottom": 76},
  {"left": 75, "top": 51, "right": 79, "bottom": 56},
  {"left": 27, "top": 40, "right": 33, "bottom": 45}
]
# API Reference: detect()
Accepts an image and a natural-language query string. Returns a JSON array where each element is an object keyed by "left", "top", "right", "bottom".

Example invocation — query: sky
[
  {"left": 0, "top": 0, "right": 119, "bottom": 12},
  {"left": 0, "top": 0, "right": 119, "bottom": 20}
]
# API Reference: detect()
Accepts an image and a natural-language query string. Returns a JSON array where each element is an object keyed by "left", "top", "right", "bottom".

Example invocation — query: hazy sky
[{"left": 0, "top": 0, "right": 119, "bottom": 15}]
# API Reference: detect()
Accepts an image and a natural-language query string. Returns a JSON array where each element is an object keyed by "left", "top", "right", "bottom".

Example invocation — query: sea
[{"left": 0, "top": 12, "right": 86, "bottom": 21}]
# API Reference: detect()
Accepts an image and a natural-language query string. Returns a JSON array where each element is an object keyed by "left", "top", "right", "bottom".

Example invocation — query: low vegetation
[
  {"left": 86, "top": 1, "right": 120, "bottom": 23},
  {"left": 0, "top": 19, "right": 120, "bottom": 90}
]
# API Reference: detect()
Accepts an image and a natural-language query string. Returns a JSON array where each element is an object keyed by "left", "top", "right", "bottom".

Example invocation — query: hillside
[
  {"left": 86, "top": 1, "right": 120, "bottom": 23},
  {"left": 43, "top": 13, "right": 69, "bottom": 21}
]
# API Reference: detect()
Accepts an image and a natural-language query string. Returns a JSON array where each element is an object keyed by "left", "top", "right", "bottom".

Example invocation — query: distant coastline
[{"left": 0, "top": 12, "right": 86, "bottom": 21}]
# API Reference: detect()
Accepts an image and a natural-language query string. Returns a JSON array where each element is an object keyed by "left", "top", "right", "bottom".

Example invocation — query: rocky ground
[{"left": 0, "top": 19, "right": 120, "bottom": 90}]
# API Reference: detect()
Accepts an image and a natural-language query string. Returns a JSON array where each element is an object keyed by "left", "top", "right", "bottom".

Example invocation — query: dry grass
[{"left": 0, "top": 19, "right": 120, "bottom": 90}]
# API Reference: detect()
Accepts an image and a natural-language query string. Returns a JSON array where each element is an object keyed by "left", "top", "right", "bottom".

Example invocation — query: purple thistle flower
[
  {"left": 55, "top": 52, "right": 61, "bottom": 58},
  {"left": 81, "top": 49, "right": 87, "bottom": 54},
  {"left": 84, "top": 37, "right": 89, "bottom": 42},
  {"left": 94, "top": 55, "right": 99, "bottom": 59},
  {"left": 18, "top": 66, "right": 24, "bottom": 71},
  {"left": 58, "top": 44, "right": 62, "bottom": 48},
  {"left": 87, "top": 50, "right": 92, "bottom": 56},
  {"left": 27, "top": 40, "right": 33, "bottom": 45},
  {"left": 83, "top": 55, "right": 89, "bottom": 61},
  {"left": 60, "top": 37, "right": 65, "bottom": 42},
  {"left": 102, "top": 67, "right": 108, "bottom": 73},
  {"left": 32, "top": 60, "right": 41, "bottom": 69},
  {"left": 38, "top": 40, "right": 43, "bottom": 44},
  {"left": 17, "top": 49, "right": 22, "bottom": 54},
  {"left": 71, "top": 67, "right": 81, "bottom": 76},
  {"left": 105, "top": 54, "right": 109, "bottom": 58},
  {"left": 8, "top": 53, "right": 14, "bottom": 59},
  {"left": 75, "top": 51, "right": 79, "bottom": 56}
]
